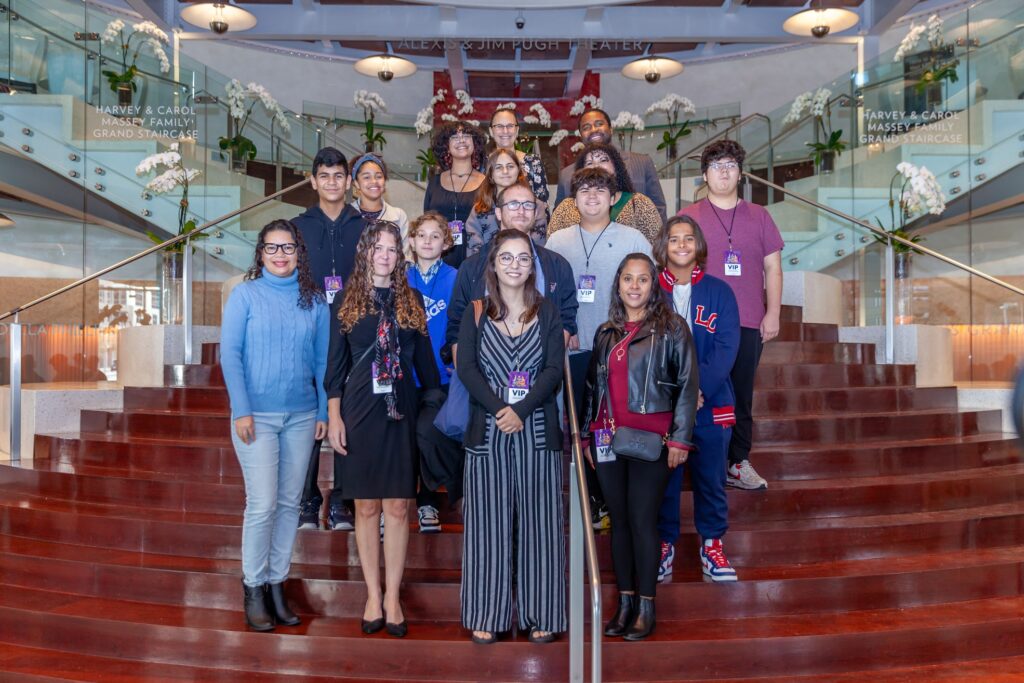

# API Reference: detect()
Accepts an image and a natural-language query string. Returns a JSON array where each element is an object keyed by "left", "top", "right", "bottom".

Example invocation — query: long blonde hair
[{"left": 337, "top": 221, "right": 427, "bottom": 333}]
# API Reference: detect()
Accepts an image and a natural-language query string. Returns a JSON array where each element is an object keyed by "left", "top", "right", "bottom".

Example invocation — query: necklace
[{"left": 450, "top": 169, "right": 472, "bottom": 178}]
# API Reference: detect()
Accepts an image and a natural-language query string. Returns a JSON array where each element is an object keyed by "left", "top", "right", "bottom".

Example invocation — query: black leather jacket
[{"left": 582, "top": 320, "right": 700, "bottom": 449}]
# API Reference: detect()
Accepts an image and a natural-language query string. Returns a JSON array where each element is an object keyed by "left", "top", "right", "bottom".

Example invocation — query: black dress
[
  {"left": 325, "top": 288, "right": 441, "bottom": 499},
  {"left": 423, "top": 174, "right": 477, "bottom": 269}
]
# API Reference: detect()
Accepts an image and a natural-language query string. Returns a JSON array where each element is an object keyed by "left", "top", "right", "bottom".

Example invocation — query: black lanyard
[
  {"left": 449, "top": 170, "right": 472, "bottom": 223},
  {"left": 578, "top": 221, "right": 612, "bottom": 271},
  {"left": 709, "top": 200, "right": 739, "bottom": 250}
]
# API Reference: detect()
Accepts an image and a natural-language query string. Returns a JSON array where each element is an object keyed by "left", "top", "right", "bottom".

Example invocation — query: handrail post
[
  {"left": 563, "top": 354, "right": 602, "bottom": 683},
  {"left": 885, "top": 238, "right": 895, "bottom": 364},
  {"left": 674, "top": 160, "right": 682, "bottom": 214},
  {"left": 183, "top": 237, "right": 193, "bottom": 365},
  {"left": 8, "top": 313, "right": 21, "bottom": 464},
  {"left": 569, "top": 452, "right": 583, "bottom": 682}
]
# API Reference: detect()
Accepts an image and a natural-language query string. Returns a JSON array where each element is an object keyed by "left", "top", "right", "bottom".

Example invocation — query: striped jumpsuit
[{"left": 461, "top": 319, "right": 567, "bottom": 634}]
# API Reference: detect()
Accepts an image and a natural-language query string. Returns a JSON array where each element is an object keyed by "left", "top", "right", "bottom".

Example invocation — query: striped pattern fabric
[{"left": 461, "top": 319, "right": 567, "bottom": 634}]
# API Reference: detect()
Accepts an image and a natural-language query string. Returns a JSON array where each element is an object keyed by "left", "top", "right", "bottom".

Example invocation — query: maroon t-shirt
[{"left": 679, "top": 198, "right": 784, "bottom": 329}]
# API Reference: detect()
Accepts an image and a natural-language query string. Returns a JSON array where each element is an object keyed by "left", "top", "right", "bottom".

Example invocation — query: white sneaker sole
[
  {"left": 726, "top": 475, "right": 767, "bottom": 491},
  {"left": 419, "top": 525, "right": 442, "bottom": 534},
  {"left": 297, "top": 521, "right": 320, "bottom": 530}
]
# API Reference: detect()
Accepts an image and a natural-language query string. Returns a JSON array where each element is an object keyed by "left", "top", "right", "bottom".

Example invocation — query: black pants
[
  {"left": 300, "top": 440, "right": 350, "bottom": 511},
  {"left": 729, "top": 327, "right": 763, "bottom": 466},
  {"left": 415, "top": 385, "right": 464, "bottom": 507},
  {"left": 596, "top": 450, "right": 671, "bottom": 597},
  {"left": 568, "top": 350, "right": 603, "bottom": 506}
]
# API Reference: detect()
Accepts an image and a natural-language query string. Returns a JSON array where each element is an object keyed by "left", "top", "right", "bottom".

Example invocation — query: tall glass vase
[
  {"left": 893, "top": 251, "right": 913, "bottom": 325},
  {"left": 158, "top": 251, "right": 184, "bottom": 325}
]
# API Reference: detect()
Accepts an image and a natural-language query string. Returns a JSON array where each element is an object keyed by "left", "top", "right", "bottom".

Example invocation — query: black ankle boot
[
  {"left": 243, "top": 581, "right": 275, "bottom": 632},
  {"left": 604, "top": 592, "right": 636, "bottom": 637},
  {"left": 623, "top": 597, "right": 655, "bottom": 641},
  {"left": 266, "top": 581, "right": 301, "bottom": 626}
]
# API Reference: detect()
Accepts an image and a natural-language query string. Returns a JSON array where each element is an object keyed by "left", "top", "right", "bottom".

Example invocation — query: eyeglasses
[
  {"left": 500, "top": 200, "right": 537, "bottom": 212},
  {"left": 491, "top": 123, "right": 518, "bottom": 132},
  {"left": 261, "top": 242, "right": 297, "bottom": 255},
  {"left": 451, "top": 133, "right": 472, "bottom": 141},
  {"left": 497, "top": 253, "right": 533, "bottom": 267},
  {"left": 708, "top": 161, "right": 739, "bottom": 172}
]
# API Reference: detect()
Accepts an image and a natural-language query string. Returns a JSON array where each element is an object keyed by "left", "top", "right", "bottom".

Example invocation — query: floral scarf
[{"left": 373, "top": 289, "right": 404, "bottom": 420}]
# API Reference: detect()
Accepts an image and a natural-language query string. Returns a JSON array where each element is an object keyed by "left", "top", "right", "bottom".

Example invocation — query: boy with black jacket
[{"left": 295, "top": 147, "right": 368, "bottom": 531}]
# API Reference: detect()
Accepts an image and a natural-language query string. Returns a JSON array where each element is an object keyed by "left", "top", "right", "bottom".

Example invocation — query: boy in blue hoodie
[
  {"left": 406, "top": 211, "right": 459, "bottom": 533},
  {"left": 655, "top": 216, "right": 741, "bottom": 582}
]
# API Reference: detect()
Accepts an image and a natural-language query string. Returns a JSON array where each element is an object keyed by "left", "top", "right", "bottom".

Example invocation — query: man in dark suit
[{"left": 554, "top": 108, "right": 667, "bottom": 221}]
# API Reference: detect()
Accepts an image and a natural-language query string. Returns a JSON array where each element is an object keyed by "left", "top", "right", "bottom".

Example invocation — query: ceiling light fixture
[
  {"left": 180, "top": 3, "right": 258, "bottom": 35},
  {"left": 783, "top": 1, "right": 859, "bottom": 39},
  {"left": 621, "top": 56, "right": 683, "bottom": 84},
  {"left": 354, "top": 54, "right": 417, "bottom": 82}
]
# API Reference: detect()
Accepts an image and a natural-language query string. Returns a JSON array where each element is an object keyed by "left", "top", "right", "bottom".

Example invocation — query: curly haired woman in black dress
[{"left": 325, "top": 220, "right": 440, "bottom": 638}]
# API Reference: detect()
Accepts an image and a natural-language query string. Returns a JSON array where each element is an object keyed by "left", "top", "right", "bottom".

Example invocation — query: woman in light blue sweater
[{"left": 221, "top": 219, "right": 329, "bottom": 632}]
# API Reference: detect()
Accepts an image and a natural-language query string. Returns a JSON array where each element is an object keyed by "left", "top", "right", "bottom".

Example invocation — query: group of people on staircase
[{"left": 220, "top": 106, "right": 784, "bottom": 645}]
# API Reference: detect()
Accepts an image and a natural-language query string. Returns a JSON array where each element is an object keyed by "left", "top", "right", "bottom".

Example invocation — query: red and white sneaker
[
  {"left": 657, "top": 541, "right": 675, "bottom": 584},
  {"left": 727, "top": 460, "right": 768, "bottom": 490},
  {"left": 700, "top": 538, "right": 738, "bottom": 582}
]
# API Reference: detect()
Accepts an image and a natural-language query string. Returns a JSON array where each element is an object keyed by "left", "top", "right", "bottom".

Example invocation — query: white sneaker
[
  {"left": 727, "top": 460, "right": 768, "bottom": 490},
  {"left": 700, "top": 538, "right": 738, "bottom": 582},
  {"left": 418, "top": 505, "right": 442, "bottom": 534}
]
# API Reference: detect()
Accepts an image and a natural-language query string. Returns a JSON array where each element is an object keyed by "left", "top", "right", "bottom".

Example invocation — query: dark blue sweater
[{"left": 660, "top": 267, "right": 740, "bottom": 427}]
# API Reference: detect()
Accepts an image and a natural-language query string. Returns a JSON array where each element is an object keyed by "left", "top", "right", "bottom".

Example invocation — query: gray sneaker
[{"left": 727, "top": 460, "right": 768, "bottom": 490}]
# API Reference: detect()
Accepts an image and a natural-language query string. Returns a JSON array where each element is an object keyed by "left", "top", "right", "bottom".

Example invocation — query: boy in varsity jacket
[{"left": 654, "top": 216, "right": 741, "bottom": 582}]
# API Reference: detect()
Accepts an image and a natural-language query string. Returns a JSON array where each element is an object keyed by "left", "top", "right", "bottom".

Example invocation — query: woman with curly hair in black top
[
  {"left": 424, "top": 121, "right": 487, "bottom": 268},
  {"left": 324, "top": 220, "right": 441, "bottom": 638}
]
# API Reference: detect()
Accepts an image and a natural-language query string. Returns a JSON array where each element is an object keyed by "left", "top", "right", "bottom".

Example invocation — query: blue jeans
[{"left": 232, "top": 410, "right": 317, "bottom": 586}]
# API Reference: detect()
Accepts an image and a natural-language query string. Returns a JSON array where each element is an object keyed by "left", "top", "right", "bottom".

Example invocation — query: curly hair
[
  {"left": 574, "top": 142, "right": 634, "bottom": 194},
  {"left": 408, "top": 210, "right": 454, "bottom": 259},
  {"left": 653, "top": 215, "right": 708, "bottom": 271},
  {"left": 606, "top": 253, "right": 683, "bottom": 335},
  {"left": 569, "top": 166, "right": 618, "bottom": 197},
  {"left": 474, "top": 149, "right": 525, "bottom": 214},
  {"left": 700, "top": 139, "right": 746, "bottom": 175},
  {"left": 244, "top": 219, "right": 323, "bottom": 310},
  {"left": 337, "top": 220, "right": 426, "bottom": 334},
  {"left": 431, "top": 120, "right": 487, "bottom": 172},
  {"left": 483, "top": 229, "right": 541, "bottom": 324}
]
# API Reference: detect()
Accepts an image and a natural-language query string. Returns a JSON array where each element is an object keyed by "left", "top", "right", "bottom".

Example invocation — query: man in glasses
[
  {"left": 445, "top": 182, "right": 578, "bottom": 364},
  {"left": 678, "top": 140, "right": 784, "bottom": 492},
  {"left": 553, "top": 108, "right": 667, "bottom": 221},
  {"left": 293, "top": 147, "right": 367, "bottom": 532}
]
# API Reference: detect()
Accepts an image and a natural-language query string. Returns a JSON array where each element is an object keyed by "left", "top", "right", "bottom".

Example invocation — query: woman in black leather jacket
[{"left": 581, "top": 253, "right": 699, "bottom": 640}]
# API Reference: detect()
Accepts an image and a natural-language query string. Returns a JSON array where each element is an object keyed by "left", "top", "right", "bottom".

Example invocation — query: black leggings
[{"left": 595, "top": 449, "right": 671, "bottom": 597}]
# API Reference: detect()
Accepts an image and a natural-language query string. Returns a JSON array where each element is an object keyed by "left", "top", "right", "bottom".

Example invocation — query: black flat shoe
[
  {"left": 361, "top": 600, "right": 385, "bottom": 634},
  {"left": 384, "top": 602, "right": 407, "bottom": 638},
  {"left": 385, "top": 620, "right": 408, "bottom": 638},
  {"left": 471, "top": 631, "right": 497, "bottom": 644},
  {"left": 361, "top": 616, "right": 385, "bottom": 634},
  {"left": 528, "top": 629, "right": 556, "bottom": 644},
  {"left": 604, "top": 592, "right": 636, "bottom": 637}
]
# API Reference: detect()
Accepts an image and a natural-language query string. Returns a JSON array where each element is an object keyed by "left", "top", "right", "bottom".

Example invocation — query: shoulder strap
[{"left": 345, "top": 343, "right": 376, "bottom": 384}]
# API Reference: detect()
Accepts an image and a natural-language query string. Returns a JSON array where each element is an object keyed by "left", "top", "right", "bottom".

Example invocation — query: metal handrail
[
  {"left": 563, "top": 353, "right": 602, "bottom": 683},
  {"left": 745, "top": 93, "right": 853, "bottom": 164},
  {"left": 0, "top": 177, "right": 311, "bottom": 322},
  {"left": 742, "top": 171, "right": 1024, "bottom": 298}
]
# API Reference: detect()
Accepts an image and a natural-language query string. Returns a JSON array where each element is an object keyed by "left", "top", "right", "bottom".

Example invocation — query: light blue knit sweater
[{"left": 220, "top": 268, "right": 329, "bottom": 422}]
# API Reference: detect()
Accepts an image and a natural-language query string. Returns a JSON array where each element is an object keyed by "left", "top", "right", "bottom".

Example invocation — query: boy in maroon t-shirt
[{"left": 678, "top": 140, "right": 783, "bottom": 490}]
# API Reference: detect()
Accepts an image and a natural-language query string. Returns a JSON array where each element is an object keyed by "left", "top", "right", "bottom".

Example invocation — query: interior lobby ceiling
[{"left": 127, "top": 0, "right": 923, "bottom": 97}]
